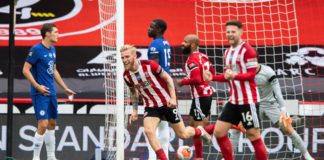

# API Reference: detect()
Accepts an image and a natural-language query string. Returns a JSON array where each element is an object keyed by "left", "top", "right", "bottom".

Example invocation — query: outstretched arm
[
  {"left": 54, "top": 64, "right": 75, "bottom": 96},
  {"left": 232, "top": 68, "right": 257, "bottom": 81},
  {"left": 179, "top": 68, "right": 203, "bottom": 86}
]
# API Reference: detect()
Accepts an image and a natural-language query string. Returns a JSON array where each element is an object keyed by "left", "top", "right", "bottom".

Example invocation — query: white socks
[
  {"left": 44, "top": 130, "right": 56, "bottom": 159},
  {"left": 33, "top": 130, "right": 56, "bottom": 160},
  {"left": 289, "top": 131, "right": 313, "bottom": 160},
  {"left": 33, "top": 132, "right": 44, "bottom": 160}
]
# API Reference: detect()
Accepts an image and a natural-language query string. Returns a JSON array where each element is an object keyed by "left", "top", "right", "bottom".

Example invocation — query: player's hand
[
  {"left": 64, "top": 88, "right": 76, "bottom": 96},
  {"left": 167, "top": 98, "right": 177, "bottom": 108},
  {"left": 279, "top": 113, "right": 292, "bottom": 128},
  {"left": 129, "top": 110, "right": 138, "bottom": 125},
  {"left": 203, "top": 70, "right": 213, "bottom": 82},
  {"left": 224, "top": 69, "right": 234, "bottom": 80},
  {"left": 36, "top": 85, "right": 50, "bottom": 96},
  {"left": 175, "top": 79, "right": 183, "bottom": 86}
]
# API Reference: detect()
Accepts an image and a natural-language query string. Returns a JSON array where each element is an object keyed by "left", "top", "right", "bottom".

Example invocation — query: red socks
[
  {"left": 216, "top": 135, "right": 233, "bottom": 160},
  {"left": 204, "top": 124, "right": 215, "bottom": 134},
  {"left": 194, "top": 128, "right": 202, "bottom": 136},
  {"left": 155, "top": 148, "right": 168, "bottom": 160},
  {"left": 194, "top": 135, "right": 203, "bottom": 158},
  {"left": 251, "top": 138, "right": 268, "bottom": 160}
]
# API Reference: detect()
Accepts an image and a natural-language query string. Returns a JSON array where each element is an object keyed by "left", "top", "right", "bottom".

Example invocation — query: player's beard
[
  {"left": 182, "top": 45, "right": 191, "bottom": 55},
  {"left": 127, "top": 58, "right": 136, "bottom": 71},
  {"left": 124, "top": 60, "right": 132, "bottom": 71}
]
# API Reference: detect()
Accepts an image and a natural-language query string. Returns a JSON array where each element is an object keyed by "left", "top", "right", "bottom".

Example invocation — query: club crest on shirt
[
  {"left": 39, "top": 110, "right": 45, "bottom": 116},
  {"left": 150, "top": 47, "right": 157, "bottom": 52},
  {"left": 28, "top": 52, "right": 33, "bottom": 57}
]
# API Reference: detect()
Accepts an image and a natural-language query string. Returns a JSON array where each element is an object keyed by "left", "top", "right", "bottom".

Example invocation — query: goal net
[
  {"left": 195, "top": 0, "right": 305, "bottom": 159},
  {"left": 98, "top": 0, "right": 126, "bottom": 159}
]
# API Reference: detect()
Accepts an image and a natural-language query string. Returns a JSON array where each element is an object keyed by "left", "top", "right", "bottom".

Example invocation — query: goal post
[
  {"left": 98, "top": 0, "right": 125, "bottom": 159},
  {"left": 115, "top": 0, "right": 125, "bottom": 159}
]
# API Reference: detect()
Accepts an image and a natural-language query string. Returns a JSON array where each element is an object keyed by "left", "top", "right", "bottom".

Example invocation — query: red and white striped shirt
[
  {"left": 224, "top": 41, "right": 260, "bottom": 105},
  {"left": 123, "top": 60, "right": 171, "bottom": 108},
  {"left": 182, "top": 51, "right": 215, "bottom": 98}
]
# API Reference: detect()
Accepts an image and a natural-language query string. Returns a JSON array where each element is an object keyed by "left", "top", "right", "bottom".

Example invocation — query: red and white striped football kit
[
  {"left": 182, "top": 51, "right": 215, "bottom": 98},
  {"left": 123, "top": 60, "right": 171, "bottom": 108},
  {"left": 224, "top": 41, "right": 260, "bottom": 105}
]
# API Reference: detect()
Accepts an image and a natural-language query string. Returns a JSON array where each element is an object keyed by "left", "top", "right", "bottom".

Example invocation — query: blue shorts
[{"left": 32, "top": 95, "right": 58, "bottom": 120}]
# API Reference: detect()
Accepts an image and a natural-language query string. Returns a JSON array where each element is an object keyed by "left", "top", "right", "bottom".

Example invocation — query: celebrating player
[
  {"left": 176, "top": 34, "right": 215, "bottom": 159},
  {"left": 204, "top": 20, "right": 268, "bottom": 160},
  {"left": 229, "top": 63, "right": 314, "bottom": 160},
  {"left": 121, "top": 45, "right": 211, "bottom": 160},
  {"left": 22, "top": 23, "right": 75, "bottom": 160},
  {"left": 147, "top": 19, "right": 171, "bottom": 159}
]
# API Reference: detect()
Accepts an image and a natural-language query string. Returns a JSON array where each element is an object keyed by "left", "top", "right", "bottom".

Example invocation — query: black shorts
[
  {"left": 144, "top": 106, "right": 181, "bottom": 124},
  {"left": 189, "top": 96, "right": 212, "bottom": 121},
  {"left": 218, "top": 102, "right": 261, "bottom": 130}
]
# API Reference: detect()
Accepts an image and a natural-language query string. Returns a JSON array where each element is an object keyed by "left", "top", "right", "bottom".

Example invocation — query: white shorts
[{"left": 259, "top": 102, "right": 281, "bottom": 124}]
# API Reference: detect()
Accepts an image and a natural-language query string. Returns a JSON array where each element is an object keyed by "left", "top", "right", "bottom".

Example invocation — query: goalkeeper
[{"left": 230, "top": 63, "right": 314, "bottom": 160}]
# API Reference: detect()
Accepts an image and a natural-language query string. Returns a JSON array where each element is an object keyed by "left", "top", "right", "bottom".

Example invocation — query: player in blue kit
[
  {"left": 22, "top": 23, "right": 75, "bottom": 160},
  {"left": 148, "top": 19, "right": 171, "bottom": 73},
  {"left": 147, "top": 19, "right": 172, "bottom": 159}
]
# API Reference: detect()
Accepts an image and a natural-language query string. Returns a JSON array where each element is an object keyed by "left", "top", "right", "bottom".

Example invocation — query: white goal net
[{"left": 195, "top": 0, "right": 305, "bottom": 159}]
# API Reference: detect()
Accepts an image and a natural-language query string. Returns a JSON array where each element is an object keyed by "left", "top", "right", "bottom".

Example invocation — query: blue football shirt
[
  {"left": 148, "top": 37, "right": 171, "bottom": 73},
  {"left": 26, "top": 43, "right": 56, "bottom": 96}
]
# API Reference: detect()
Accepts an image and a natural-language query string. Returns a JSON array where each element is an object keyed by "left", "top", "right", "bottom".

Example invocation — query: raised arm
[{"left": 180, "top": 67, "right": 203, "bottom": 85}]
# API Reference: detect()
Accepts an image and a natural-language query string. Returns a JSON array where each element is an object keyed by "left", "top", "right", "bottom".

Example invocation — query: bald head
[
  {"left": 184, "top": 34, "right": 199, "bottom": 45},
  {"left": 182, "top": 34, "right": 200, "bottom": 55}
]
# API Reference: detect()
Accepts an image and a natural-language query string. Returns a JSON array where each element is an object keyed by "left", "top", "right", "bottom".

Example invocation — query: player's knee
[
  {"left": 175, "top": 129, "right": 189, "bottom": 139},
  {"left": 37, "top": 120, "right": 49, "bottom": 134},
  {"left": 47, "top": 120, "right": 56, "bottom": 130},
  {"left": 246, "top": 129, "right": 261, "bottom": 141},
  {"left": 214, "top": 127, "right": 227, "bottom": 138},
  {"left": 144, "top": 128, "right": 155, "bottom": 138}
]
